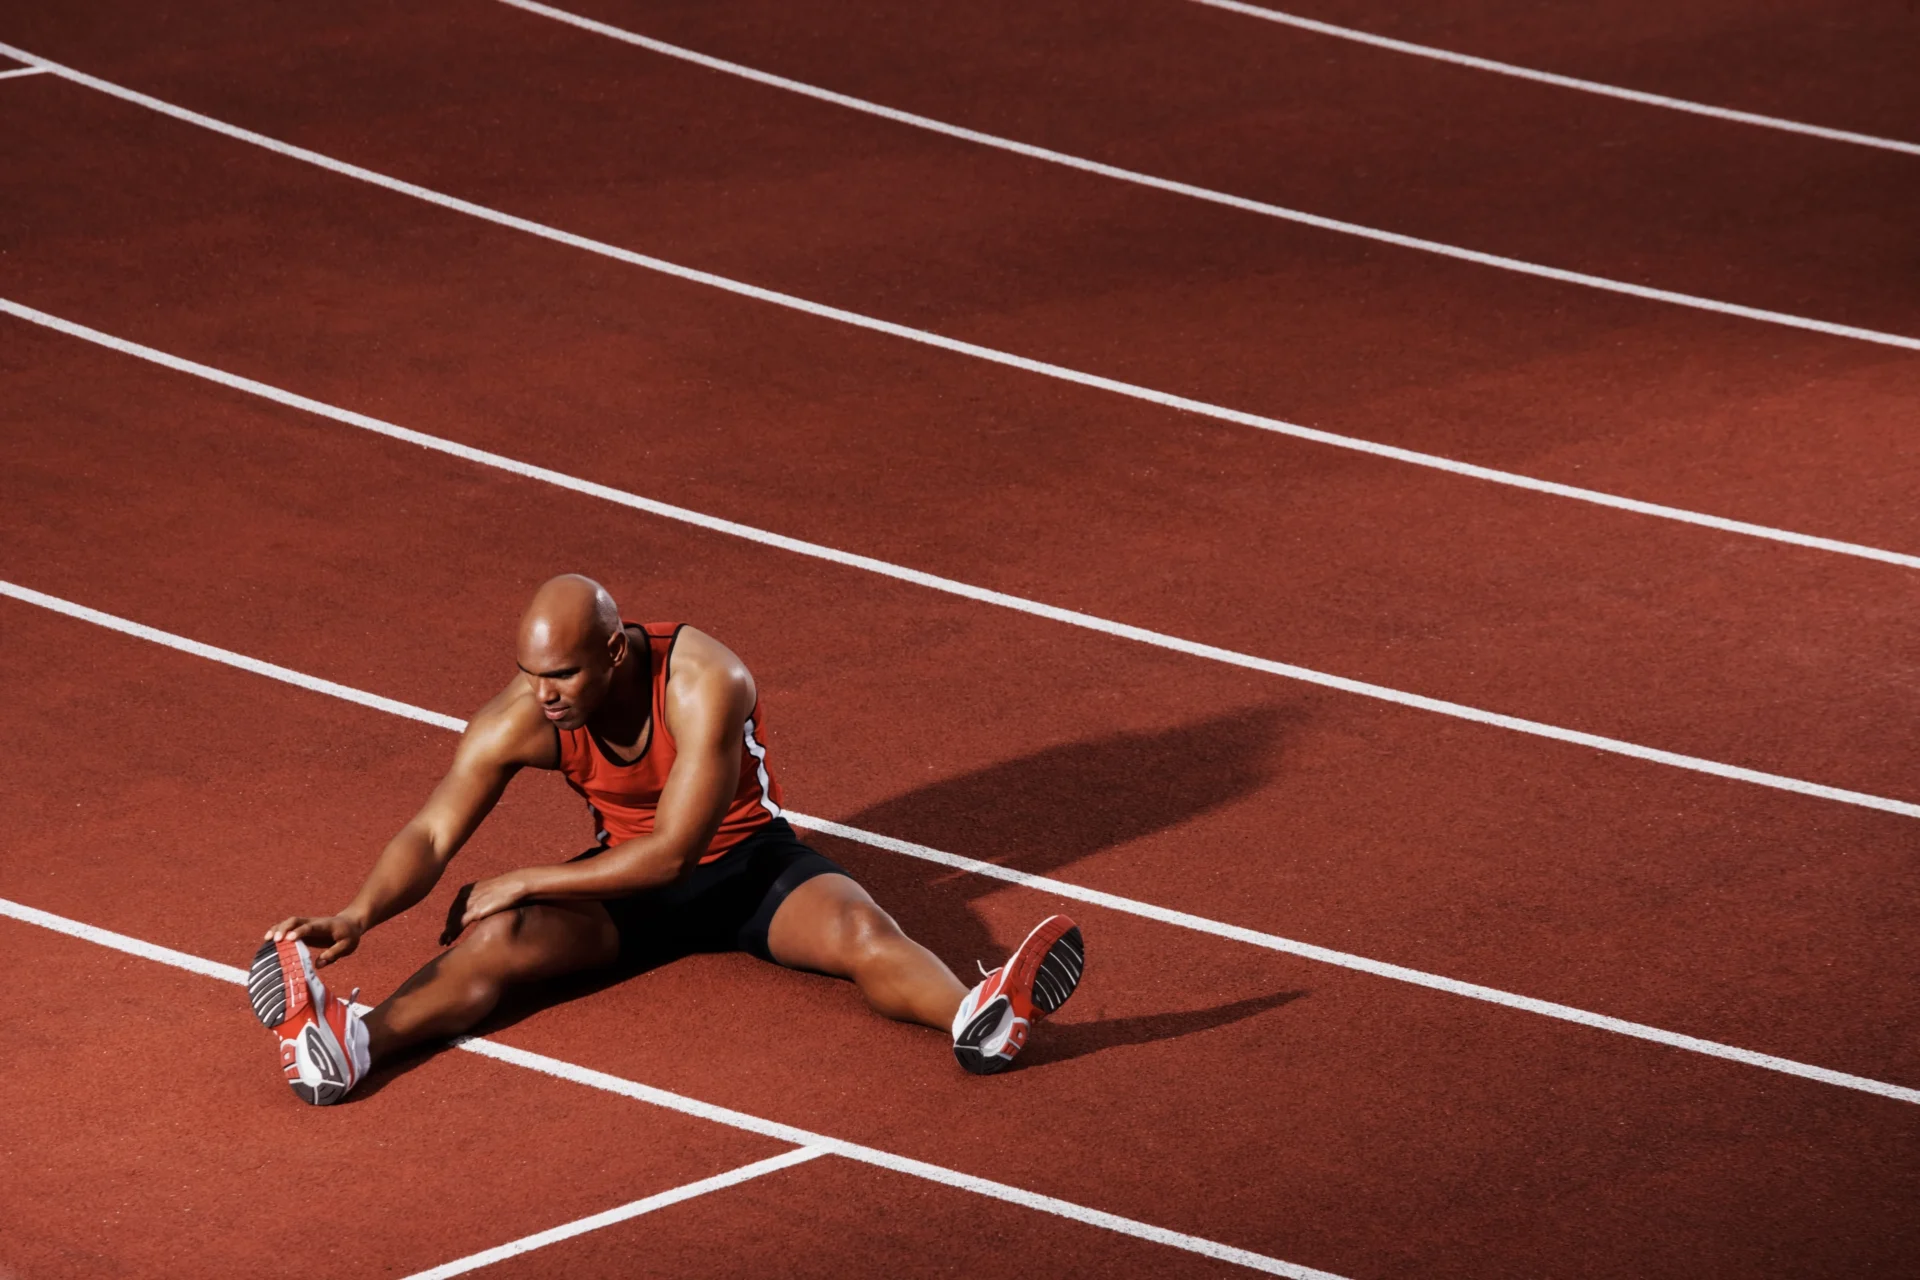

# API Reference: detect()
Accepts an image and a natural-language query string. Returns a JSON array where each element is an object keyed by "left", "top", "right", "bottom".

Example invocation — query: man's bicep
[
  {"left": 409, "top": 722, "right": 523, "bottom": 858},
  {"left": 656, "top": 690, "right": 745, "bottom": 840}
]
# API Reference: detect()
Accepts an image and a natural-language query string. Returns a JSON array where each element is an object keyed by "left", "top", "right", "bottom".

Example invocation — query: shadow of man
[
  {"left": 1016, "top": 990, "right": 1310, "bottom": 1069},
  {"left": 823, "top": 702, "right": 1300, "bottom": 975}
]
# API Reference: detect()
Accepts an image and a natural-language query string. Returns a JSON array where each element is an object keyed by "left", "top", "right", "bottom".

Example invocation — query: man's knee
[
  {"left": 836, "top": 900, "right": 905, "bottom": 966},
  {"left": 459, "top": 904, "right": 617, "bottom": 981},
  {"left": 458, "top": 908, "right": 528, "bottom": 972}
]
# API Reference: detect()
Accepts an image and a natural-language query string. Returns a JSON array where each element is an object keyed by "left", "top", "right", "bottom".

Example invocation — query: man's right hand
[{"left": 263, "top": 914, "right": 365, "bottom": 967}]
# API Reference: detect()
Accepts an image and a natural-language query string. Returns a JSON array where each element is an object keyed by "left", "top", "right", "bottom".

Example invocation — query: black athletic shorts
[{"left": 570, "top": 817, "right": 846, "bottom": 966}]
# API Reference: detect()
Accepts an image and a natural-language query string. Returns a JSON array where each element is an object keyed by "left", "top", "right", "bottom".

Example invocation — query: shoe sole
[
  {"left": 247, "top": 938, "right": 298, "bottom": 1028},
  {"left": 953, "top": 996, "right": 1017, "bottom": 1076},
  {"left": 1029, "top": 924, "right": 1085, "bottom": 1017},
  {"left": 953, "top": 920, "right": 1086, "bottom": 1075},
  {"left": 1003, "top": 916, "right": 1084, "bottom": 1020},
  {"left": 248, "top": 939, "right": 354, "bottom": 1106},
  {"left": 293, "top": 1024, "right": 353, "bottom": 1106}
]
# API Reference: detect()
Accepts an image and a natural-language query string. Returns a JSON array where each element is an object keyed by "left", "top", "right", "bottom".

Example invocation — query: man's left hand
[{"left": 442, "top": 872, "right": 530, "bottom": 943}]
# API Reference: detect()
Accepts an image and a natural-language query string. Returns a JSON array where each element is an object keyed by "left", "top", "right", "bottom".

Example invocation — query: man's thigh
[{"left": 487, "top": 900, "right": 622, "bottom": 981}]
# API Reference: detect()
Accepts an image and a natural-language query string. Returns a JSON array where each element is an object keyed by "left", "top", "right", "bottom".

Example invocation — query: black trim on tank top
[
  {"left": 661, "top": 623, "right": 689, "bottom": 692},
  {"left": 586, "top": 622, "right": 656, "bottom": 767},
  {"left": 647, "top": 623, "right": 688, "bottom": 755}
]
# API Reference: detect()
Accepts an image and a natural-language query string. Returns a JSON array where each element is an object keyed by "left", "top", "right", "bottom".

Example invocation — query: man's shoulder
[
  {"left": 664, "top": 628, "right": 757, "bottom": 725},
  {"left": 668, "top": 626, "right": 747, "bottom": 680},
  {"left": 463, "top": 680, "right": 557, "bottom": 767}
]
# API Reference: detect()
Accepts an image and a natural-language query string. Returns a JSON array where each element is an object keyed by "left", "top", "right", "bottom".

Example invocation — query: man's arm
[
  {"left": 263, "top": 683, "right": 552, "bottom": 966},
  {"left": 452, "top": 631, "right": 755, "bottom": 928}
]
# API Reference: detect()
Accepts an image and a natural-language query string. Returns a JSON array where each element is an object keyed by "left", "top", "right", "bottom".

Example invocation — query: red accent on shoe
[{"left": 973, "top": 914, "right": 1079, "bottom": 1025}]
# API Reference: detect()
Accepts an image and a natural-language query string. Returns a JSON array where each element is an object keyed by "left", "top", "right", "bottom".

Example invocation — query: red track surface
[{"left": 3, "top": 2, "right": 1917, "bottom": 1276}]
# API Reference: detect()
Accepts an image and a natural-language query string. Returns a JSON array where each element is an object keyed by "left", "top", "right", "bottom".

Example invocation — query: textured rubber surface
[
  {"left": 7, "top": 592, "right": 1920, "bottom": 1273},
  {"left": 953, "top": 996, "right": 1015, "bottom": 1077},
  {"left": 248, "top": 937, "right": 354, "bottom": 1105},
  {"left": 4, "top": 0, "right": 1919, "bottom": 1273},
  {"left": 952, "top": 917, "right": 1084, "bottom": 1074},
  {"left": 246, "top": 937, "right": 295, "bottom": 1028},
  {"left": 1032, "top": 925, "right": 1085, "bottom": 1016},
  {"left": 293, "top": 1022, "right": 352, "bottom": 1106}
]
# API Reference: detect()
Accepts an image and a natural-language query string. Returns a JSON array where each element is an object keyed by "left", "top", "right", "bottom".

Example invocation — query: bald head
[
  {"left": 516, "top": 575, "right": 628, "bottom": 730},
  {"left": 521, "top": 574, "right": 620, "bottom": 652}
]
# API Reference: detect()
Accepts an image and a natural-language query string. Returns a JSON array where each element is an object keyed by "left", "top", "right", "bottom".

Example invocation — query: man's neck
[{"left": 589, "top": 627, "right": 652, "bottom": 755}]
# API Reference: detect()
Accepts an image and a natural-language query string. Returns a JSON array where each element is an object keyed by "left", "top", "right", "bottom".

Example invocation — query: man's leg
[
  {"left": 362, "top": 901, "right": 620, "bottom": 1063},
  {"left": 765, "top": 874, "right": 967, "bottom": 1030}
]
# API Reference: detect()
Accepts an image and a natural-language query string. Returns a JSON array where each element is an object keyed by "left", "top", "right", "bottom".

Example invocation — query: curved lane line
[
  {"left": 1, "top": 584, "right": 1915, "bottom": 1107},
  {"left": 2, "top": 44, "right": 1919, "bottom": 574},
  {"left": 493, "top": 0, "right": 1920, "bottom": 349},
  {"left": 1188, "top": 0, "right": 1920, "bottom": 157}
]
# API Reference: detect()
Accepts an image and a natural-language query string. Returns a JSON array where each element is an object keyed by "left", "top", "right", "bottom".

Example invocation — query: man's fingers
[
  {"left": 315, "top": 938, "right": 354, "bottom": 967},
  {"left": 265, "top": 916, "right": 305, "bottom": 941},
  {"left": 440, "top": 883, "right": 474, "bottom": 947},
  {"left": 286, "top": 919, "right": 330, "bottom": 943}
]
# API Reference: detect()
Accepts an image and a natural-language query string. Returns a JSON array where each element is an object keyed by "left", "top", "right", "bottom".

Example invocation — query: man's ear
[{"left": 606, "top": 623, "right": 629, "bottom": 667}]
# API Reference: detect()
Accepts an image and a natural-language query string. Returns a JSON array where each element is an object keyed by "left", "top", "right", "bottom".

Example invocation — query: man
[{"left": 249, "top": 575, "right": 1083, "bottom": 1103}]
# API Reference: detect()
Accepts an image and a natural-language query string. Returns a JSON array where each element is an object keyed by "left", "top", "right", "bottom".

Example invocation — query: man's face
[{"left": 517, "top": 626, "right": 620, "bottom": 731}]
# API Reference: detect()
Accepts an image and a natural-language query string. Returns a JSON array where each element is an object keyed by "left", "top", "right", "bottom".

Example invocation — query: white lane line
[
  {"left": 457, "top": 1037, "right": 1341, "bottom": 1280},
  {"left": 3, "top": 583, "right": 1916, "bottom": 1108},
  {"left": 7, "top": 302, "right": 1920, "bottom": 819},
  {"left": 0, "top": 898, "right": 1343, "bottom": 1279},
  {"left": 0, "top": 896, "right": 251, "bottom": 984},
  {"left": 0, "top": 572, "right": 466, "bottom": 733},
  {"left": 0, "top": 65, "right": 1916, "bottom": 576},
  {"left": 400, "top": 1146, "right": 832, "bottom": 1280},
  {"left": 493, "top": 0, "right": 1920, "bottom": 352},
  {"left": 789, "top": 816, "right": 1920, "bottom": 1107},
  {"left": 1187, "top": 0, "right": 1920, "bottom": 157},
  {"left": 0, "top": 64, "right": 48, "bottom": 81}
]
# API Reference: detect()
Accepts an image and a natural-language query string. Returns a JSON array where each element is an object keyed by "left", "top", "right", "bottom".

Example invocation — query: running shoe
[
  {"left": 951, "top": 914, "right": 1084, "bottom": 1075},
  {"left": 247, "top": 938, "right": 371, "bottom": 1106}
]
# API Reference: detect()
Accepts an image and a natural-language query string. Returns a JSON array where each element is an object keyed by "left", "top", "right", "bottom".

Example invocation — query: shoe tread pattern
[
  {"left": 1030, "top": 926, "right": 1084, "bottom": 1015},
  {"left": 953, "top": 997, "right": 1015, "bottom": 1076},
  {"left": 301, "top": 1026, "right": 350, "bottom": 1105},
  {"left": 247, "top": 939, "right": 290, "bottom": 1028}
]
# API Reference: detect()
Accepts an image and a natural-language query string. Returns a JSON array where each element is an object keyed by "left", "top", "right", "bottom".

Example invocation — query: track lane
[
  {"left": 1182, "top": 0, "right": 1920, "bottom": 155},
  {"left": 3, "top": 96, "right": 1920, "bottom": 804},
  {"left": 501, "top": 0, "right": 1920, "bottom": 337},
  {"left": 2, "top": 3, "right": 1918, "bottom": 561},
  {"left": 3, "top": 608, "right": 1917, "bottom": 1279},
  {"left": 0, "top": 917, "right": 788, "bottom": 1277},
  {"left": 21, "top": 572, "right": 1918, "bottom": 1110},
  {"left": 3, "top": 344, "right": 1917, "bottom": 1091},
  {"left": 0, "top": 2, "right": 1912, "bottom": 1274},
  {"left": 1198, "top": 0, "right": 1920, "bottom": 140},
  {"left": 462, "top": 1156, "right": 1244, "bottom": 1279},
  {"left": 12, "top": 0, "right": 1920, "bottom": 341}
]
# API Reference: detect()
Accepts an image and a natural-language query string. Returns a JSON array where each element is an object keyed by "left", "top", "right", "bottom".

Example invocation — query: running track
[{"left": 2, "top": 2, "right": 1916, "bottom": 1276}]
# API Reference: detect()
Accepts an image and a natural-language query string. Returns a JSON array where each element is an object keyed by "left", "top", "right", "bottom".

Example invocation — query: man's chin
[{"left": 547, "top": 710, "right": 584, "bottom": 731}]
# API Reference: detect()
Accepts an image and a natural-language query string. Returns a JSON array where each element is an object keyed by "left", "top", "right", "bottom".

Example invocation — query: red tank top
[{"left": 555, "top": 622, "right": 783, "bottom": 863}]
